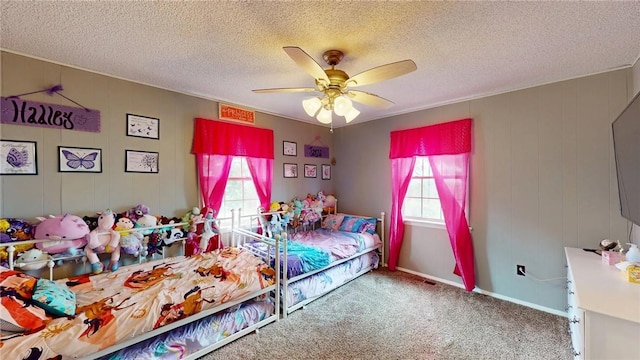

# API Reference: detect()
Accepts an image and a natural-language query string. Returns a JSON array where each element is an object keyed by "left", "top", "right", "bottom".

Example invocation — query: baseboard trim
[{"left": 395, "top": 266, "right": 568, "bottom": 318}]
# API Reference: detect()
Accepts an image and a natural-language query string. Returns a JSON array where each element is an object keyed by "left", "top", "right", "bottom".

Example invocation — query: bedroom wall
[
  {"left": 333, "top": 68, "right": 632, "bottom": 313},
  {"left": 0, "top": 51, "right": 334, "bottom": 220},
  {"left": 633, "top": 55, "right": 640, "bottom": 97},
  {"left": 631, "top": 56, "right": 640, "bottom": 245}
]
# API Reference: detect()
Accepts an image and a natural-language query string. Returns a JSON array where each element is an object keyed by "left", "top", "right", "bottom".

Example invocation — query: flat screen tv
[{"left": 613, "top": 90, "right": 640, "bottom": 226}]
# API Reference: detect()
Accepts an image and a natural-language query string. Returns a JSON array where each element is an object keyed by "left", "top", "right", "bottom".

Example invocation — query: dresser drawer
[{"left": 566, "top": 270, "right": 584, "bottom": 359}]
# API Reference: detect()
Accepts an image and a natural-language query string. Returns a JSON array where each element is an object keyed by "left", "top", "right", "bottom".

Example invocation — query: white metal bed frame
[
  {"left": 1, "top": 211, "right": 281, "bottom": 360},
  {"left": 237, "top": 207, "right": 385, "bottom": 318}
]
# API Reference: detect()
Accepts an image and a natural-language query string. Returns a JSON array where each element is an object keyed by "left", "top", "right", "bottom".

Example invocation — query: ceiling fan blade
[
  {"left": 252, "top": 87, "right": 317, "bottom": 93},
  {"left": 348, "top": 60, "right": 417, "bottom": 87},
  {"left": 283, "top": 46, "right": 330, "bottom": 83},
  {"left": 347, "top": 90, "right": 395, "bottom": 109}
]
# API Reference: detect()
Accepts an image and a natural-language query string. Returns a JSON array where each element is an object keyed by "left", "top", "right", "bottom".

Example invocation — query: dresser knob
[{"left": 569, "top": 316, "right": 580, "bottom": 324}]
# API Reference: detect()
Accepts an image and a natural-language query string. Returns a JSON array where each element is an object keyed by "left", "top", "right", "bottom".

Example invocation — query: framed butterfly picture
[
  {"left": 127, "top": 114, "right": 159, "bottom": 140},
  {"left": 1, "top": 140, "right": 38, "bottom": 175},
  {"left": 58, "top": 146, "right": 102, "bottom": 173}
]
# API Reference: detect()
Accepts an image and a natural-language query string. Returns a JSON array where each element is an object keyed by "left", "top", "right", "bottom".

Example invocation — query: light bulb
[
  {"left": 316, "top": 107, "right": 333, "bottom": 124},
  {"left": 344, "top": 106, "right": 360, "bottom": 123},
  {"left": 333, "top": 96, "right": 353, "bottom": 116},
  {"left": 302, "top": 97, "right": 322, "bottom": 117}
]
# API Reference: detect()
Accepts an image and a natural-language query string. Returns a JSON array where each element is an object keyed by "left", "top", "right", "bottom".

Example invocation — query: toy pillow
[
  {"left": 338, "top": 216, "right": 377, "bottom": 234},
  {"left": 322, "top": 213, "right": 344, "bottom": 231},
  {"left": 361, "top": 217, "right": 377, "bottom": 235},
  {"left": 31, "top": 278, "right": 76, "bottom": 317},
  {"left": 0, "top": 266, "right": 50, "bottom": 333}
]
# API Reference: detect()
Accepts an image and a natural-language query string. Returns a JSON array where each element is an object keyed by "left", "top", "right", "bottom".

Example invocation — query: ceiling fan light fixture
[
  {"left": 333, "top": 95, "right": 353, "bottom": 116},
  {"left": 302, "top": 97, "right": 322, "bottom": 116},
  {"left": 316, "top": 107, "right": 333, "bottom": 124},
  {"left": 344, "top": 106, "right": 360, "bottom": 123}
]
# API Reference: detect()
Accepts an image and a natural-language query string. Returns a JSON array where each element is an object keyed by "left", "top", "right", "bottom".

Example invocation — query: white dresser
[{"left": 565, "top": 247, "right": 640, "bottom": 359}]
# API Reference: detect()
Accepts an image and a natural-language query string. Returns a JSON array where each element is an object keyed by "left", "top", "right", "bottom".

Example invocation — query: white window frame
[
  {"left": 403, "top": 156, "right": 470, "bottom": 230},
  {"left": 219, "top": 157, "right": 260, "bottom": 229}
]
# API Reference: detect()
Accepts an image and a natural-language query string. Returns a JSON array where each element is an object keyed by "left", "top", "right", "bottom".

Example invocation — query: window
[
  {"left": 403, "top": 157, "right": 444, "bottom": 223},
  {"left": 218, "top": 157, "right": 260, "bottom": 220},
  {"left": 403, "top": 156, "right": 471, "bottom": 226}
]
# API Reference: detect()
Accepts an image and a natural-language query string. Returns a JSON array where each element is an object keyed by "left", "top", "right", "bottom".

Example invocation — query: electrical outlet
[{"left": 517, "top": 265, "right": 526, "bottom": 276}]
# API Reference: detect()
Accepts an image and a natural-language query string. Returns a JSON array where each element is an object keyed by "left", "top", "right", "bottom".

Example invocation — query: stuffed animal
[
  {"left": 120, "top": 231, "right": 146, "bottom": 257},
  {"left": 156, "top": 217, "right": 184, "bottom": 247},
  {"left": 0, "top": 218, "right": 35, "bottom": 261},
  {"left": 270, "top": 212, "right": 283, "bottom": 234},
  {"left": 85, "top": 209, "right": 121, "bottom": 274},
  {"left": 256, "top": 207, "right": 273, "bottom": 238},
  {"left": 182, "top": 207, "right": 202, "bottom": 256},
  {"left": 115, "top": 216, "right": 146, "bottom": 257},
  {"left": 181, "top": 207, "right": 203, "bottom": 233},
  {"left": 188, "top": 207, "right": 203, "bottom": 232},
  {"left": 34, "top": 213, "right": 89, "bottom": 255},
  {"left": 269, "top": 202, "right": 281, "bottom": 212},
  {"left": 82, "top": 215, "right": 99, "bottom": 231},
  {"left": 164, "top": 227, "right": 185, "bottom": 246},
  {"left": 136, "top": 214, "right": 158, "bottom": 235},
  {"left": 114, "top": 216, "right": 135, "bottom": 236},
  {"left": 323, "top": 194, "right": 337, "bottom": 214},
  {"left": 124, "top": 204, "right": 150, "bottom": 222},
  {"left": 15, "top": 248, "right": 52, "bottom": 271},
  {"left": 198, "top": 212, "right": 218, "bottom": 254},
  {"left": 292, "top": 199, "right": 303, "bottom": 217}
]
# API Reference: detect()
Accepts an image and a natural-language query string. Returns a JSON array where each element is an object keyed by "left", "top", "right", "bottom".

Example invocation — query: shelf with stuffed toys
[{"left": 0, "top": 205, "right": 228, "bottom": 280}]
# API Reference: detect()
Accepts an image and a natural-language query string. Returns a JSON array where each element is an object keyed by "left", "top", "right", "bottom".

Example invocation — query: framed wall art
[
  {"left": 0, "top": 139, "right": 37, "bottom": 175},
  {"left": 126, "top": 113, "right": 159, "bottom": 139},
  {"left": 125, "top": 150, "right": 159, "bottom": 173},
  {"left": 58, "top": 146, "right": 102, "bottom": 173},
  {"left": 283, "top": 141, "right": 297, "bottom": 156},
  {"left": 283, "top": 163, "right": 298, "bottom": 178},
  {"left": 304, "top": 164, "right": 317, "bottom": 178},
  {"left": 321, "top": 164, "right": 331, "bottom": 180}
]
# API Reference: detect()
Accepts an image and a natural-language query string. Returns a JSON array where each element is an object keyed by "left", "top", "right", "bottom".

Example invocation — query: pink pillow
[{"left": 322, "top": 214, "right": 344, "bottom": 231}]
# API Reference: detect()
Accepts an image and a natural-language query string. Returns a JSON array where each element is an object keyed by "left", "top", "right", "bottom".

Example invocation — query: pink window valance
[
  {"left": 387, "top": 117, "right": 475, "bottom": 291},
  {"left": 389, "top": 118, "right": 472, "bottom": 158},
  {"left": 192, "top": 118, "right": 274, "bottom": 159}
]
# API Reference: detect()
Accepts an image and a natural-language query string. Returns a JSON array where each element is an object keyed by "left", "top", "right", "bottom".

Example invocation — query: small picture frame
[
  {"left": 304, "top": 164, "right": 317, "bottom": 178},
  {"left": 283, "top": 141, "right": 297, "bottom": 156},
  {"left": 321, "top": 164, "right": 331, "bottom": 180},
  {"left": 125, "top": 150, "right": 159, "bottom": 173},
  {"left": 0, "top": 140, "right": 37, "bottom": 175},
  {"left": 126, "top": 113, "right": 160, "bottom": 140},
  {"left": 283, "top": 163, "right": 298, "bottom": 178},
  {"left": 58, "top": 146, "right": 102, "bottom": 173}
]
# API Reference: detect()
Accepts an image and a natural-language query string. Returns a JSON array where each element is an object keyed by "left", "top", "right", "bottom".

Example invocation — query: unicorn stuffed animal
[
  {"left": 85, "top": 209, "right": 121, "bottom": 274},
  {"left": 198, "top": 211, "right": 218, "bottom": 254}
]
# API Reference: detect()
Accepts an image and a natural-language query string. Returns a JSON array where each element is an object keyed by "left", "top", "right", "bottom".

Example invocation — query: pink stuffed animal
[
  {"left": 35, "top": 213, "right": 89, "bottom": 255},
  {"left": 85, "top": 209, "right": 121, "bottom": 274}
]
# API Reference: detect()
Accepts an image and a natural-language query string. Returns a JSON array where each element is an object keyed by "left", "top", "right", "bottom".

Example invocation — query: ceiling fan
[{"left": 253, "top": 46, "right": 417, "bottom": 125}]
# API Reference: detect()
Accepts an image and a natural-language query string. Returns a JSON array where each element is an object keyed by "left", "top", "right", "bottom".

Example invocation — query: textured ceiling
[{"left": 1, "top": 1, "right": 640, "bottom": 127}]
